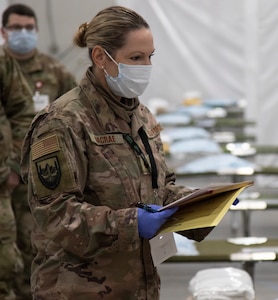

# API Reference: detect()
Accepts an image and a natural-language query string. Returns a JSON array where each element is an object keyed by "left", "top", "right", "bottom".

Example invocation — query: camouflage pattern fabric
[
  {"left": 21, "top": 68, "right": 201, "bottom": 299},
  {"left": 11, "top": 183, "right": 33, "bottom": 300},
  {"left": 9, "top": 48, "right": 77, "bottom": 300},
  {"left": 15, "top": 49, "right": 77, "bottom": 103},
  {"left": 0, "top": 188, "right": 24, "bottom": 300},
  {"left": 0, "top": 47, "right": 34, "bottom": 175},
  {"left": 0, "top": 46, "right": 34, "bottom": 300}
]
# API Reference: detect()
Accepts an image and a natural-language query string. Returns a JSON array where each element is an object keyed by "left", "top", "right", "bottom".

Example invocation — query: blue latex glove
[{"left": 138, "top": 204, "right": 178, "bottom": 239}]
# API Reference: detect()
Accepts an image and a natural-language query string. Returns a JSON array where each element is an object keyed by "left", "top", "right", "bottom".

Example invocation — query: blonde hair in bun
[{"left": 73, "top": 6, "right": 149, "bottom": 61}]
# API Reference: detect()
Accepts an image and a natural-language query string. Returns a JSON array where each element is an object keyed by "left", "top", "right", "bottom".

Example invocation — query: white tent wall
[
  {"left": 0, "top": 0, "right": 8, "bottom": 44},
  {"left": 257, "top": 0, "right": 278, "bottom": 145},
  {"left": 117, "top": 0, "right": 246, "bottom": 106}
]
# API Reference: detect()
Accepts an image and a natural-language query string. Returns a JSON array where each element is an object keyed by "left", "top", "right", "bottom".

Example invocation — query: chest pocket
[{"left": 87, "top": 133, "right": 141, "bottom": 209}]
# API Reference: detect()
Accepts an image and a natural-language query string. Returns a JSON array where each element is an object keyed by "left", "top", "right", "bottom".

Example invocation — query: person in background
[
  {"left": 1, "top": 3, "right": 77, "bottom": 110},
  {"left": 20, "top": 6, "right": 211, "bottom": 299},
  {"left": 0, "top": 46, "right": 34, "bottom": 300},
  {"left": 1, "top": 3, "right": 77, "bottom": 300}
]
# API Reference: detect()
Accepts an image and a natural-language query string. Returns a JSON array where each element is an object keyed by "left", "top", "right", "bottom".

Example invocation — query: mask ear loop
[
  {"left": 103, "top": 49, "right": 120, "bottom": 77},
  {"left": 104, "top": 49, "right": 119, "bottom": 66}
]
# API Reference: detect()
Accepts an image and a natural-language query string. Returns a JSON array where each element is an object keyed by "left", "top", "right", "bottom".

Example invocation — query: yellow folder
[{"left": 158, "top": 181, "right": 253, "bottom": 233}]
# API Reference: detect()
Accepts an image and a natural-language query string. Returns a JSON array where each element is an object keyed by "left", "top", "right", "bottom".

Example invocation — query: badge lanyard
[{"left": 123, "top": 128, "right": 158, "bottom": 193}]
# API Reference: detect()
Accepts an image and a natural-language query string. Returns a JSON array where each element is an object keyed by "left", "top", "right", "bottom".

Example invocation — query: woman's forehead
[{"left": 121, "top": 28, "right": 154, "bottom": 52}]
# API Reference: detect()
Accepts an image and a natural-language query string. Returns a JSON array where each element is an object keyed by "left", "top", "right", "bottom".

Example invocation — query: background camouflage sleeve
[
  {"left": 0, "top": 47, "right": 34, "bottom": 175},
  {"left": 0, "top": 48, "right": 24, "bottom": 290},
  {"left": 0, "top": 101, "right": 12, "bottom": 184}
]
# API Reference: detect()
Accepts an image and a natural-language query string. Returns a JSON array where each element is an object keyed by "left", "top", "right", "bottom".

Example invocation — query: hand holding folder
[{"left": 158, "top": 180, "right": 253, "bottom": 234}]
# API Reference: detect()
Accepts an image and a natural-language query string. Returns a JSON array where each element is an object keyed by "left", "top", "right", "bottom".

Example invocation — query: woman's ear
[{"left": 91, "top": 46, "right": 106, "bottom": 68}]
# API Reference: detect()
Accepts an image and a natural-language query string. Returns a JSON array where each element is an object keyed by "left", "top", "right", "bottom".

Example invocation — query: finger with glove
[{"left": 137, "top": 204, "right": 178, "bottom": 239}]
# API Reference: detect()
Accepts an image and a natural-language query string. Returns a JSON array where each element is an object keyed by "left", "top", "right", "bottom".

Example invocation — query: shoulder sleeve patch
[
  {"left": 31, "top": 134, "right": 60, "bottom": 160},
  {"left": 35, "top": 156, "right": 61, "bottom": 190},
  {"left": 147, "top": 123, "right": 163, "bottom": 138},
  {"left": 30, "top": 132, "right": 79, "bottom": 199}
]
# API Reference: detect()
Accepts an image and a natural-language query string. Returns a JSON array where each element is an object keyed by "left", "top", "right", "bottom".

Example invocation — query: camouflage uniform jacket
[
  {"left": 21, "top": 70, "right": 202, "bottom": 300},
  {"left": 0, "top": 46, "right": 34, "bottom": 180},
  {"left": 14, "top": 49, "right": 77, "bottom": 104},
  {"left": 0, "top": 46, "right": 34, "bottom": 282}
]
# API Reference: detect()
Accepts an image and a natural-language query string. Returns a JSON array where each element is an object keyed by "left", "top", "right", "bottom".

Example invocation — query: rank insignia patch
[{"left": 36, "top": 156, "right": 61, "bottom": 189}]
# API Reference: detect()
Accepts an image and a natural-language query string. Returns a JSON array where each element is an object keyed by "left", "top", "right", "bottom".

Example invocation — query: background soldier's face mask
[
  {"left": 103, "top": 49, "right": 152, "bottom": 99},
  {"left": 7, "top": 28, "right": 38, "bottom": 54}
]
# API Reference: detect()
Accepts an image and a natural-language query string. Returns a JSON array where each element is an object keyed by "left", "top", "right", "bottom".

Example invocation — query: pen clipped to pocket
[{"left": 136, "top": 202, "right": 158, "bottom": 213}]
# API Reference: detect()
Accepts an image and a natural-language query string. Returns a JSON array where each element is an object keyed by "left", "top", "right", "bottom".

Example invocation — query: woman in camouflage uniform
[{"left": 21, "top": 6, "right": 210, "bottom": 300}]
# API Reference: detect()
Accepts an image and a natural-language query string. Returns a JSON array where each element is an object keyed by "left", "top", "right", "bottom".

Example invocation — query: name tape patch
[
  {"left": 90, "top": 133, "right": 124, "bottom": 145},
  {"left": 147, "top": 124, "right": 162, "bottom": 138}
]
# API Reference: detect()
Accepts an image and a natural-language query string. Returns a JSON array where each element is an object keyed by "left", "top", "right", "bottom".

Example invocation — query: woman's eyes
[
  {"left": 130, "top": 53, "right": 155, "bottom": 61},
  {"left": 130, "top": 56, "right": 141, "bottom": 61}
]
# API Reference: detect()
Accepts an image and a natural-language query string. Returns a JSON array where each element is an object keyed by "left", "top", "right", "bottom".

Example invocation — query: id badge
[{"left": 33, "top": 92, "right": 50, "bottom": 112}]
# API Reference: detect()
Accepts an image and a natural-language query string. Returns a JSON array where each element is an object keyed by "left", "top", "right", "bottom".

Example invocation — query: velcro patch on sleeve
[
  {"left": 30, "top": 133, "right": 78, "bottom": 199},
  {"left": 147, "top": 124, "right": 163, "bottom": 138},
  {"left": 31, "top": 134, "right": 60, "bottom": 160},
  {"left": 35, "top": 156, "right": 61, "bottom": 190}
]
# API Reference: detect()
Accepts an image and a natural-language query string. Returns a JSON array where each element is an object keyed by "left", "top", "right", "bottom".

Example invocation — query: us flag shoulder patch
[{"left": 31, "top": 134, "right": 60, "bottom": 160}]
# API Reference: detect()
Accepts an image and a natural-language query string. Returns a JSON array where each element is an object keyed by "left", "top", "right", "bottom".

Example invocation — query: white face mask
[
  {"left": 7, "top": 29, "right": 37, "bottom": 54},
  {"left": 104, "top": 50, "right": 152, "bottom": 98}
]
